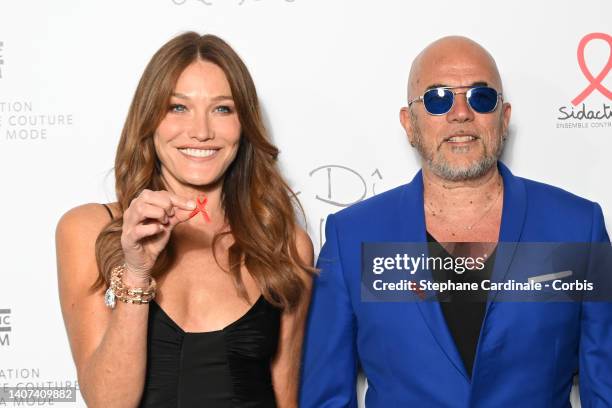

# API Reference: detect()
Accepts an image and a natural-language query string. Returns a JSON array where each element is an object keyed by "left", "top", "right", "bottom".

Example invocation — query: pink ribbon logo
[{"left": 572, "top": 32, "right": 612, "bottom": 106}]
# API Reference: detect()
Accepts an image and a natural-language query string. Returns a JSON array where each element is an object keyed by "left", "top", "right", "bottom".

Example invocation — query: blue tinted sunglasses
[{"left": 408, "top": 86, "right": 503, "bottom": 115}]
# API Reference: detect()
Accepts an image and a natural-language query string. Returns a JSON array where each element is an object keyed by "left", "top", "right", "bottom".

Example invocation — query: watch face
[{"left": 104, "top": 287, "right": 116, "bottom": 309}]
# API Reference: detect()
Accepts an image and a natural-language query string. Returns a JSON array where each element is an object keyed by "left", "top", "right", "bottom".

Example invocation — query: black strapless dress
[{"left": 138, "top": 295, "right": 281, "bottom": 408}]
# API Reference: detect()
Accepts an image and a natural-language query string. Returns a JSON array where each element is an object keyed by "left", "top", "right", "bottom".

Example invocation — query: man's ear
[
  {"left": 501, "top": 101, "right": 512, "bottom": 136},
  {"left": 400, "top": 107, "right": 415, "bottom": 147}
]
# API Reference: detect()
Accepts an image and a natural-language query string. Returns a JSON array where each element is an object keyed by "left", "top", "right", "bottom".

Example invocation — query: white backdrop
[{"left": 1, "top": 0, "right": 611, "bottom": 406}]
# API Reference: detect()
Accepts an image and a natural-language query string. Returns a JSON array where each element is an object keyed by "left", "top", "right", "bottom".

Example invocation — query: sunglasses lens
[
  {"left": 467, "top": 87, "right": 499, "bottom": 113},
  {"left": 423, "top": 88, "right": 454, "bottom": 115}
]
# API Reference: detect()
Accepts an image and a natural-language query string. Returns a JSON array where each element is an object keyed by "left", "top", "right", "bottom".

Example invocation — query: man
[{"left": 300, "top": 36, "right": 612, "bottom": 407}]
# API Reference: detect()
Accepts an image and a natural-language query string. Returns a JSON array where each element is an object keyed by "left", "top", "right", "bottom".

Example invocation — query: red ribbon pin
[
  {"left": 409, "top": 280, "right": 426, "bottom": 300},
  {"left": 188, "top": 196, "right": 211, "bottom": 222}
]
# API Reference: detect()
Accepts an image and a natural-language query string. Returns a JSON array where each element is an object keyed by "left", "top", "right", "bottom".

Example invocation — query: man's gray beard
[{"left": 411, "top": 113, "right": 506, "bottom": 182}]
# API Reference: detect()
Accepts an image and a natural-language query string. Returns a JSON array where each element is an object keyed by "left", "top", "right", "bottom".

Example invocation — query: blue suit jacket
[{"left": 300, "top": 162, "right": 611, "bottom": 407}]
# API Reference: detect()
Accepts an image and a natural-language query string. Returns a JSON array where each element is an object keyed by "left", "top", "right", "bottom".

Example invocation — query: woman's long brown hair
[{"left": 93, "top": 32, "right": 314, "bottom": 310}]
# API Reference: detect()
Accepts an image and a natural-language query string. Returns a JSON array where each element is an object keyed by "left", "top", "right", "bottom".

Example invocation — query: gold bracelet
[{"left": 104, "top": 264, "right": 156, "bottom": 309}]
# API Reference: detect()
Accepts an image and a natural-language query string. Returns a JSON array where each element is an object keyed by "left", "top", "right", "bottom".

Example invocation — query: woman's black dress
[{"left": 101, "top": 204, "right": 281, "bottom": 408}]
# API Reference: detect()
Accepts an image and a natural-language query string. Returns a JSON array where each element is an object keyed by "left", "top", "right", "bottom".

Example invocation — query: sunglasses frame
[{"left": 408, "top": 86, "right": 503, "bottom": 116}]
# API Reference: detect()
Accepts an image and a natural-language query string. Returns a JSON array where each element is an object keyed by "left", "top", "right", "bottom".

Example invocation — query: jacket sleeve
[
  {"left": 299, "top": 214, "right": 358, "bottom": 408},
  {"left": 579, "top": 202, "right": 612, "bottom": 406}
]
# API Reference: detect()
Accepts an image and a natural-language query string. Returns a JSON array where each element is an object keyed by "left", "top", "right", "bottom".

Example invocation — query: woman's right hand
[{"left": 120, "top": 189, "right": 196, "bottom": 282}]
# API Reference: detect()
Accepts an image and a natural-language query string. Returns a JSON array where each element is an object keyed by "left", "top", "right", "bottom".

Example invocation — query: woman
[{"left": 56, "top": 32, "right": 314, "bottom": 408}]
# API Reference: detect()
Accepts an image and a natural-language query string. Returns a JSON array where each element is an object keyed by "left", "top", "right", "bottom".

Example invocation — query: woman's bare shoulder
[
  {"left": 56, "top": 202, "right": 117, "bottom": 234},
  {"left": 55, "top": 202, "right": 119, "bottom": 278}
]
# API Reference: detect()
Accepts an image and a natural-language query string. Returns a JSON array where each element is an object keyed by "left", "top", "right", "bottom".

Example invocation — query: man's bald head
[
  {"left": 399, "top": 35, "right": 511, "bottom": 182},
  {"left": 407, "top": 36, "right": 503, "bottom": 101}
]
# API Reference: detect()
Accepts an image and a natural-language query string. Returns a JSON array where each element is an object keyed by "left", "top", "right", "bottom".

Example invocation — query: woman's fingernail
[{"left": 187, "top": 200, "right": 196, "bottom": 209}]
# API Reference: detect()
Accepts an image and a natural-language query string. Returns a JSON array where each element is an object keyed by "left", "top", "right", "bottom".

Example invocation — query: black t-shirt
[{"left": 426, "top": 232, "right": 497, "bottom": 378}]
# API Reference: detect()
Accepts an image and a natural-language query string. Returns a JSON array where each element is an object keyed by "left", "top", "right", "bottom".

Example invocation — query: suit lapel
[
  {"left": 471, "top": 162, "right": 528, "bottom": 378},
  {"left": 486, "top": 162, "right": 527, "bottom": 309},
  {"left": 399, "top": 171, "right": 471, "bottom": 382}
]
